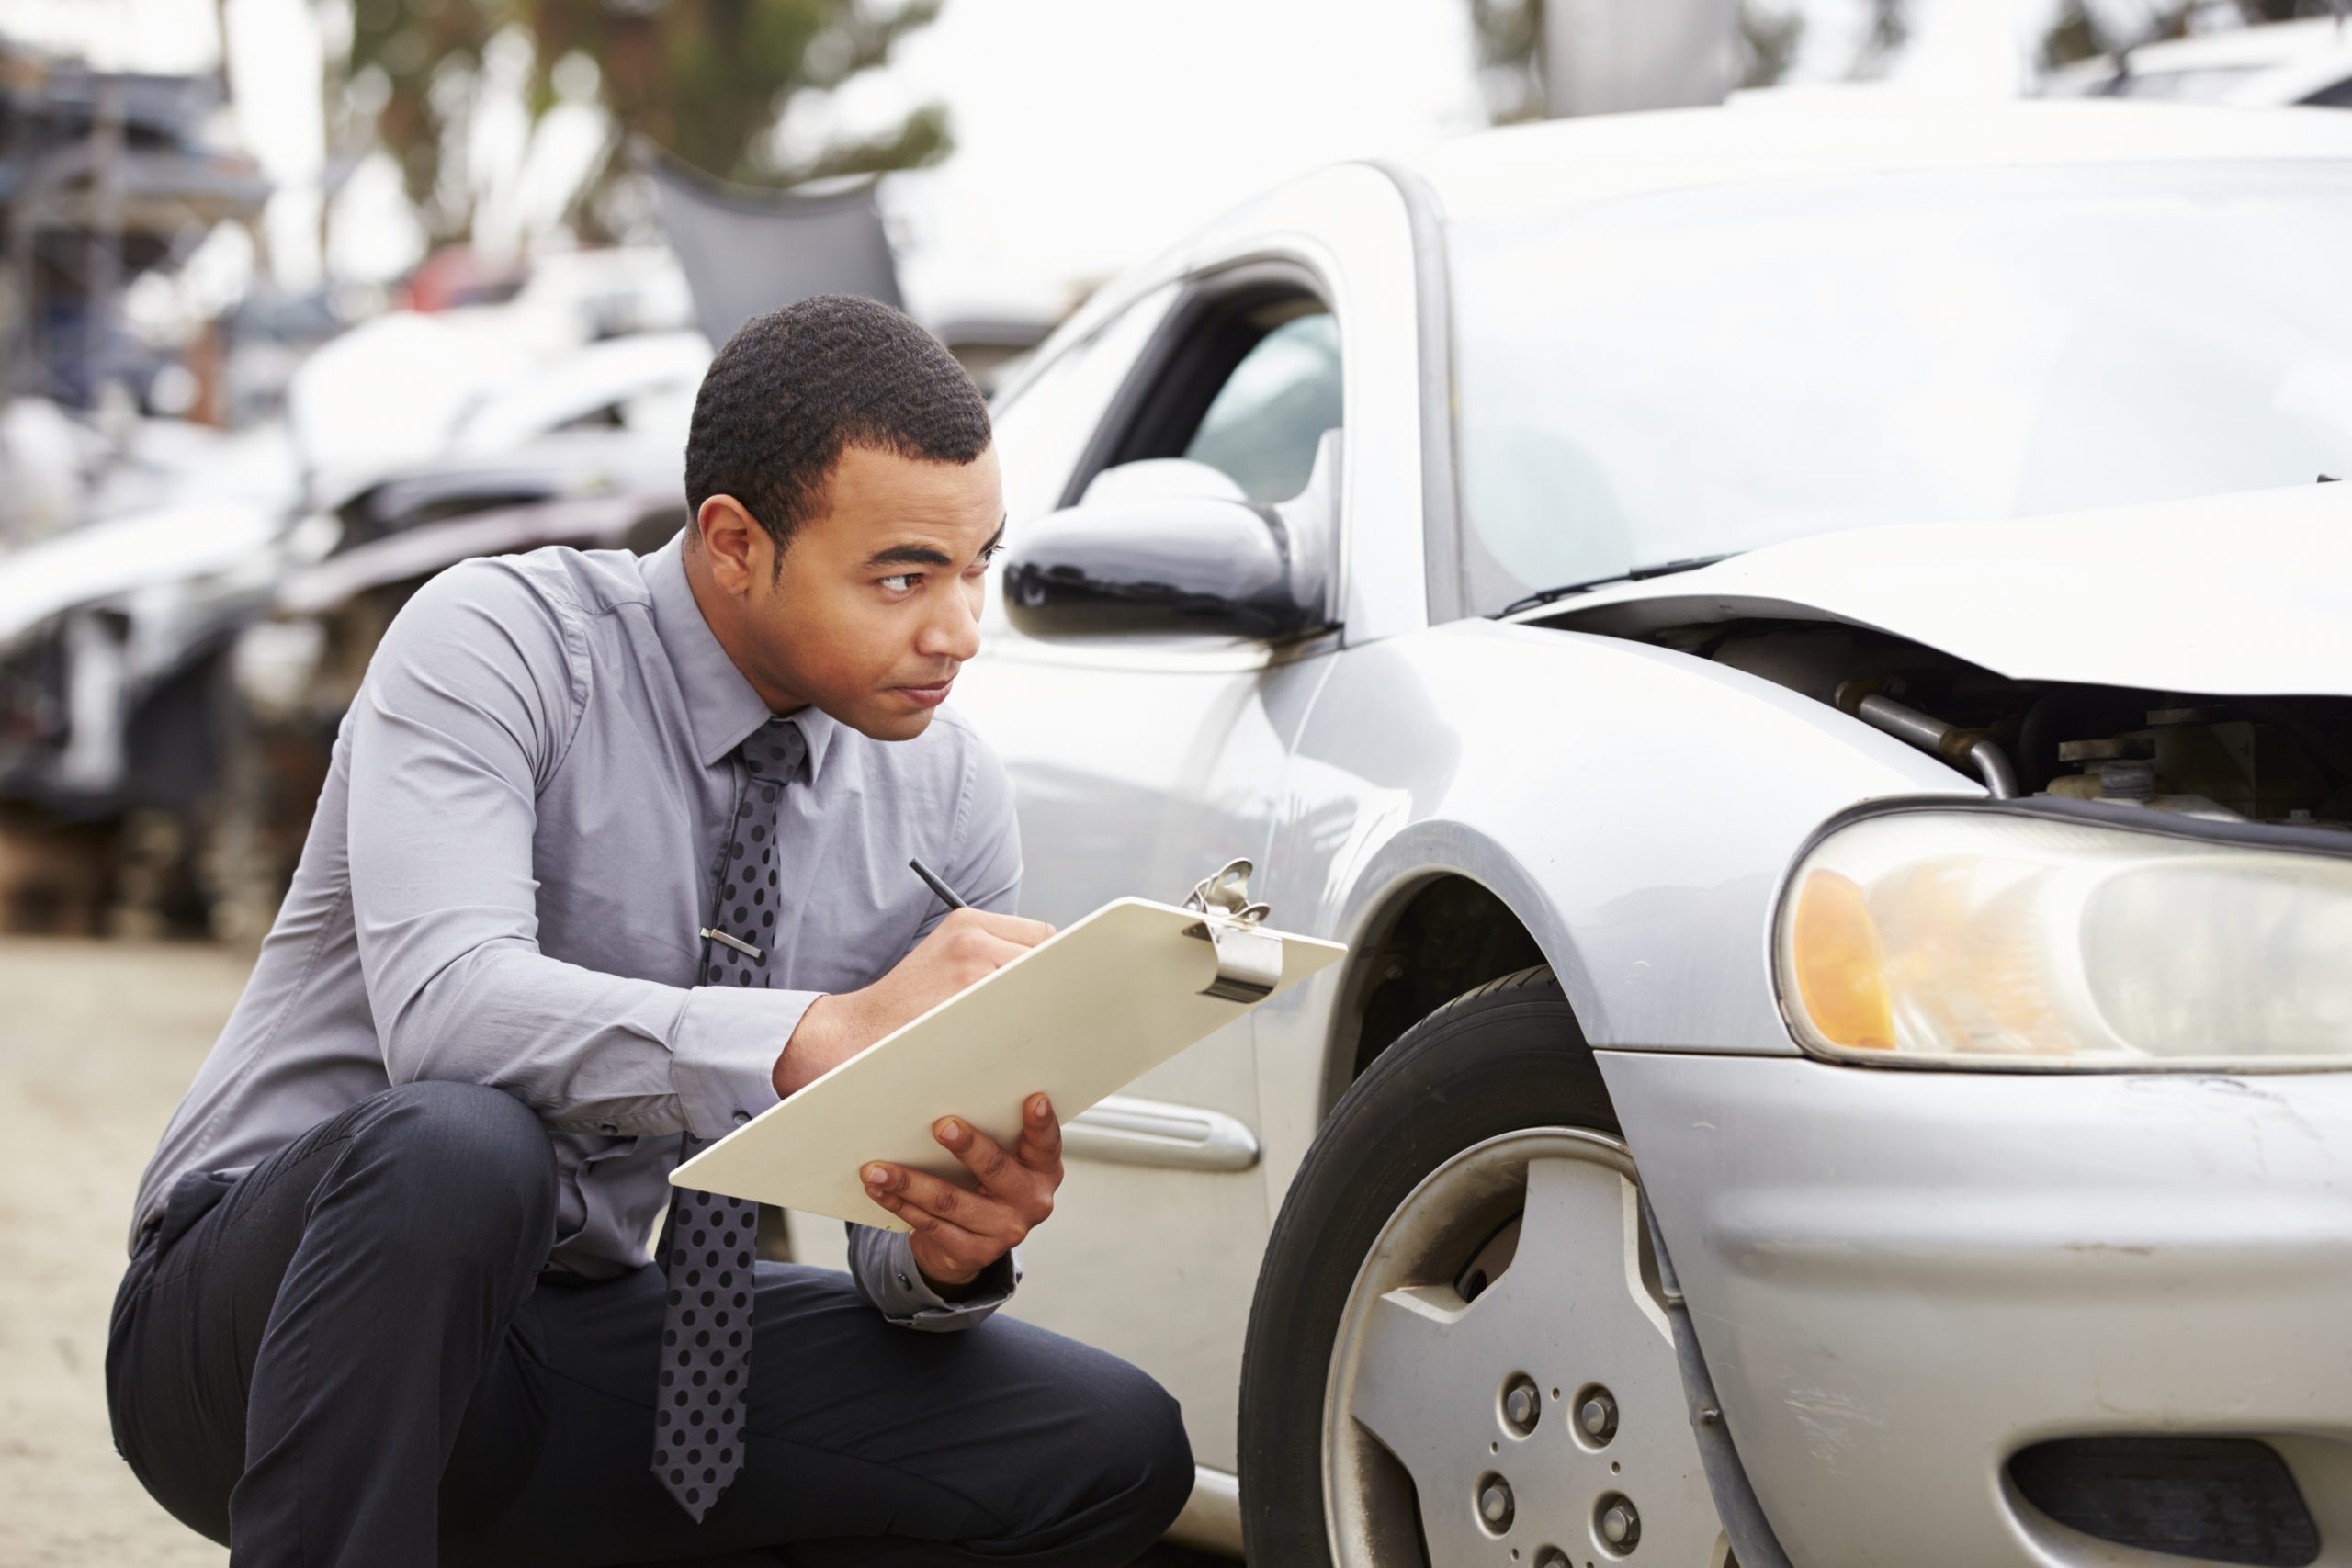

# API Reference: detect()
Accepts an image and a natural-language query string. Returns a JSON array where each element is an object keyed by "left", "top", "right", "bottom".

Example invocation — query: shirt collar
[{"left": 644, "top": 532, "right": 841, "bottom": 785}]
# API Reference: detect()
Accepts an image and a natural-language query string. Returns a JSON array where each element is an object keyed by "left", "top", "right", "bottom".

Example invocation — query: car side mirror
[
  {"left": 1001, "top": 495, "right": 1310, "bottom": 641},
  {"left": 1077, "top": 457, "right": 1248, "bottom": 508}
]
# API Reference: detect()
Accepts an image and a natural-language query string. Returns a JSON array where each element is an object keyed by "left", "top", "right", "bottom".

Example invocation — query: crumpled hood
[
  {"left": 1521, "top": 481, "right": 2352, "bottom": 697},
  {"left": 0, "top": 503, "right": 282, "bottom": 651}
]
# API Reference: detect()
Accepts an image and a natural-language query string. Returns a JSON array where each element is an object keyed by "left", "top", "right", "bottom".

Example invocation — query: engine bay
[{"left": 1643, "top": 618, "right": 2352, "bottom": 829}]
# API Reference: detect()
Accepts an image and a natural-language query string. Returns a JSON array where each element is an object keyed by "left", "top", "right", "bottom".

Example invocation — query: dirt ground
[
  {"left": 1, "top": 936, "right": 243, "bottom": 1568},
  {"left": 0, "top": 936, "right": 1227, "bottom": 1567}
]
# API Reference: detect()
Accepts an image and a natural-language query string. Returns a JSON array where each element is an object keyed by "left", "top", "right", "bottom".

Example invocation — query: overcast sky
[{"left": 0, "top": 0, "right": 2079, "bottom": 299}]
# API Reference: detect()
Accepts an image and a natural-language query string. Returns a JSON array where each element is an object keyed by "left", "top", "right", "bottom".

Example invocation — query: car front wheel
[{"left": 1238, "top": 965, "right": 1728, "bottom": 1567}]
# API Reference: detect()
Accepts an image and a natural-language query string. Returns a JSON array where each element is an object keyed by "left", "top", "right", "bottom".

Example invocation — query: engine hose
[{"left": 1836, "top": 684, "right": 2021, "bottom": 799}]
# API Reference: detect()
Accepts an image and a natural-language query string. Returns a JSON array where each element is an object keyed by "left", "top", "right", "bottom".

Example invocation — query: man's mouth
[{"left": 892, "top": 677, "right": 955, "bottom": 708}]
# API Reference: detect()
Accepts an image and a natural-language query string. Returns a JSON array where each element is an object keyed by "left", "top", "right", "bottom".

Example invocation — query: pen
[{"left": 908, "top": 856, "right": 967, "bottom": 911}]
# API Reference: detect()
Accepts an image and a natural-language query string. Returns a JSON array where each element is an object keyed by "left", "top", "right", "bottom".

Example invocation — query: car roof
[{"left": 1398, "top": 98, "right": 2352, "bottom": 223}]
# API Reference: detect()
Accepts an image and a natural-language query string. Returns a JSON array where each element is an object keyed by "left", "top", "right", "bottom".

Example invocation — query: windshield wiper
[{"left": 1496, "top": 554, "right": 1736, "bottom": 619}]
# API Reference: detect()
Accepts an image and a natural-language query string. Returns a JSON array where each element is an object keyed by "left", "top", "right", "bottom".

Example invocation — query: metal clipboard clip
[{"left": 1181, "top": 857, "right": 1283, "bottom": 1003}]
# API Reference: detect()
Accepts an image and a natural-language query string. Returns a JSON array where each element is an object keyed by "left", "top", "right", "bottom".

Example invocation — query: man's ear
[{"left": 695, "top": 495, "right": 771, "bottom": 595}]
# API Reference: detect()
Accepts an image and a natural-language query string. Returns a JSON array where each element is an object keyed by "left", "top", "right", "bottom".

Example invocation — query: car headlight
[{"left": 1774, "top": 805, "right": 2352, "bottom": 1069}]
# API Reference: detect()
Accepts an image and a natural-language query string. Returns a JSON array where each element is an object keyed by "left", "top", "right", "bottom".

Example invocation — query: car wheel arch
[{"left": 1324, "top": 865, "right": 1606, "bottom": 1112}]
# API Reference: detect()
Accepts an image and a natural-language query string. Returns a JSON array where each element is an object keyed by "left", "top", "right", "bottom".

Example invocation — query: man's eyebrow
[
  {"left": 861, "top": 542, "right": 952, "bottom": 569},
  {"left": 860, "top": 517, "right": 1008, "bottom": 571}
]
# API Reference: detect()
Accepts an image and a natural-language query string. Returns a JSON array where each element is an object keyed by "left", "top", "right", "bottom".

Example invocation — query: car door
[{"left": 938, "top": 268, "right": 1348, "bottom": 1469}]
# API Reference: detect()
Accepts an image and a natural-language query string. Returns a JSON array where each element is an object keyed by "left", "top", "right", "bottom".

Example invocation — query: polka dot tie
[{"left": 650, "top": 715, "right": 806, "bottom": 1523}]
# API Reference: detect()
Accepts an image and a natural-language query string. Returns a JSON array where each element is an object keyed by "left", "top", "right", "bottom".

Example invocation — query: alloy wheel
[{"left": 1321, "top": 1128, "right": 1727, "bottom": 1566}]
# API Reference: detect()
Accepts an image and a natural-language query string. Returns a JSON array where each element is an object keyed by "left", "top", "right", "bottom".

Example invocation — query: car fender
[{"left": 1252, "top": 616, "right": 1971, "bottom": 1195}]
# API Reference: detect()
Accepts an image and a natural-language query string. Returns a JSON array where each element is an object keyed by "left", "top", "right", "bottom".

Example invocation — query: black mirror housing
[{"left": 1001, "top": 496, "right": 1323, "bottom": 642}]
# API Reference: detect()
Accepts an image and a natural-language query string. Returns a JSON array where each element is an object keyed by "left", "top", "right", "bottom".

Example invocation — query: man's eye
[{"left": 880, "top": 573, "right": 919, "bottom": 593}]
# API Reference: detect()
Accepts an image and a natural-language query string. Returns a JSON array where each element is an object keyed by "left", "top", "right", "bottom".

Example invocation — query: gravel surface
[
  {"left": 0, "top": 935, "right": 1234, "bottom": 1566},
  {"left": 2, "top": 936, "right": 243, "bottom": 1568}
]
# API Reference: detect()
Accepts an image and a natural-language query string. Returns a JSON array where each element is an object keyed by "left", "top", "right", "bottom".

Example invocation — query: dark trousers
[{"left": 105, "top": 1081, "right": 1194, "bottom": 1567}]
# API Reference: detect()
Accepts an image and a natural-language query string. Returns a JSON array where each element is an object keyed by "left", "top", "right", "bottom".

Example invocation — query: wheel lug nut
[
  {"left": 1501, "top": 1373, "right": 1542, "bottom": 1435},
  {"left": 1476, "top": 1473, "right": 1515, "bottom": 1532},
  {"left": 1598, "top": 1495, "right": 1641, "bottom": 1550},
  {"left": 1536, "top": 1551, "right": 1571, "bottom": 1568},
  {"left": 1577, "top": 1385, "right": 1619, "bottom": 1445}
]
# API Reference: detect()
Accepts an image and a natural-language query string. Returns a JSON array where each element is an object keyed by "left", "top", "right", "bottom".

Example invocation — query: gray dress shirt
[{"left": 129, "top": 531, "right": 1022, "bottom": 1327}]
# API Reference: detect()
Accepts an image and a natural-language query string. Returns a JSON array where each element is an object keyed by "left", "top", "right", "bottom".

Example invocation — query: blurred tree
[
  {"left": 342, "top": 0, "right": 503, "bottom": 244},
  {"left": 1465, "top": 0, "right": 1832, "bottom": 120},
  {"left": 1847, "top": 0, "right": 1911, "bottom": 77},
  {"left": 2041, "top": 0, "right": 2324, "bottom": 69},
  {"left": 1741, "top": 4, "right": 1807, "bottom": 88},
  {"left": 1467, "top": 0, "right": 1546, "bottom": 122},
  {"left": 2041, "top": 0, "right": 2130, "bottom": 66},
  {"left": 339, "top": 0, "right": 949, "bottom": 246}
]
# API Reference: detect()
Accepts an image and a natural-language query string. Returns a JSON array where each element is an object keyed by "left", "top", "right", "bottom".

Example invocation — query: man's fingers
[
  {"left": 966, "top": 931, "right": 1039, "bottom": 972},
  {"left": 864, "top": 1161, "right": 1020, "bottom": 1239},
  {"left": 863, "top": 1183, "right": 970, "bottom": 1240},
  {"left": 1015, "top": 1093, "right": 1063, "bottom": 1170},
  {"left": 863, "top": 1183, "right": 939, "bottom": 1233},
  {"left": 934, "top": 1117, "right": 1016, "bottom": 1189},
  {"left": 862, "top": 1187, "right": 998, "bottom": 1273},
  {"left": 958, "top": 908, "right": 1057, "bottom": 948},
  {"left": 938, "top": 927, "right": 1046, "bottom": 992},
  {"left": 862, "top": 1102, "right": 1065, "bottom": 1254}
]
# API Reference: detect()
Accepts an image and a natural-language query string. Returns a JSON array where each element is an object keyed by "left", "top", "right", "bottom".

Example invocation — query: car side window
[
  {"left": 1180, "top": 311, "right": 1343, "bottom": 503},
  {"left": 989, "top": 287, "right": 1178, "bottom": 524}
]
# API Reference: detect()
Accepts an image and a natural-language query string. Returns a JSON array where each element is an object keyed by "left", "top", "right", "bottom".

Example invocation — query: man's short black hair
[{"left": 684, "top": 294, "right": 991, "bottom": 562}]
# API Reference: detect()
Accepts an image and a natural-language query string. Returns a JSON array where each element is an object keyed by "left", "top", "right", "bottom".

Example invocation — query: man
[{"left": 106, "top": 296, "right": 1193, "bottom": 1567}]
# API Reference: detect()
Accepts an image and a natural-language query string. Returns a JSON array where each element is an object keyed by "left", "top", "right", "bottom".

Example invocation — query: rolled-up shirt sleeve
[{"left": 346, "top": 559, "right": 793, "bottom": 1142}]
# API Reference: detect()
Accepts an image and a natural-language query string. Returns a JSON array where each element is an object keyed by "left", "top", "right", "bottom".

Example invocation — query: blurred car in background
[
  {"left": 210, "top": 489, "right": 685, "bottom": 940},
  {"left": 2042, "top": 15, "right": 2352, "bottom": 107},
  {"left": 785, "top": 99, "right": 2352, "bottom": 1567},
  {"left": 0, "top": 324, "right": 707, "bottom": 934},
  {"left": 0, "top": 186, "right": 1068, "bottom": 937}
]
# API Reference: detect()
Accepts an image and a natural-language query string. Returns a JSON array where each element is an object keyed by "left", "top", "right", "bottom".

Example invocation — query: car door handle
[{"left": 1064, "top": 1095, "right": 1261, "bottom": 1172}]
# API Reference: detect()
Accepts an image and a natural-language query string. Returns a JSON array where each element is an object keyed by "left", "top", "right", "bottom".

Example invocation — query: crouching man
[{"left": 107, "top": 295, "right": 1193, "bottom": 1567}]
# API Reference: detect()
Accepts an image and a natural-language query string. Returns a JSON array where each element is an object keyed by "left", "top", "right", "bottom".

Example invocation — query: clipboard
[{"left": 670, "top": 859, "right": 1346, "bottom": 1229}]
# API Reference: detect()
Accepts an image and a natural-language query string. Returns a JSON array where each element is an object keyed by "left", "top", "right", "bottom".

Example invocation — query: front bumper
[{"left": 1600, "top": 1050, "right": 2352, "bottom": 1568}]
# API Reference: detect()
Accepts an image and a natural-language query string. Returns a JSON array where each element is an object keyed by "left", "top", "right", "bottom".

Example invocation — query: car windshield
[{"left": 1448, "top": 161, "right": 2352, "bottom": 616}]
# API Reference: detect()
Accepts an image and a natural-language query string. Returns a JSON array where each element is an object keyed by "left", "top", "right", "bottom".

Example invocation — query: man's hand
[
  {"left": 776, "top": 908, "right": 1055, "bottom": 1095},
  {"left": 861, "top": 1092, "right": 1063, "bottom": 1292}
]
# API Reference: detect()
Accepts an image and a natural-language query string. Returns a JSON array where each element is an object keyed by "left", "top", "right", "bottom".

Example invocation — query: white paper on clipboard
[{"left": 669, "top": 895, "right": 1346, "bottom": 1229}]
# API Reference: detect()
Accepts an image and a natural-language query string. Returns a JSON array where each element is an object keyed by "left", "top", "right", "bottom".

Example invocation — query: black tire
[{"left": 1237, "top": 964, "right": 1614, "bottom": 1565}]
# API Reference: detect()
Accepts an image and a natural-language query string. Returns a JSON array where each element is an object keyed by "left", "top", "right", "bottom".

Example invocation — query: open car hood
[
  {"left": 0, "top": 503, "right": 283, "bottom": 650},
  {"left": 1520, "top": 482, "right": 2352, "bottom": 697}
]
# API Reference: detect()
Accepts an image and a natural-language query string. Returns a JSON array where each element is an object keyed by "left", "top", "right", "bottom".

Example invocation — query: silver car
[{"left": 791, "top": 100, "right": 2352, "bottom": 1568}]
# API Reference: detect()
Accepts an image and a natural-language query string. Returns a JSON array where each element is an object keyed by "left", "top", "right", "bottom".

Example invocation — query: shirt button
[
  {"left": 897, "top": 1272, "right": 914, "bottom": 1291},
  {"left": 731, "top": 1110, "right": 752, "bottom": 1126}
]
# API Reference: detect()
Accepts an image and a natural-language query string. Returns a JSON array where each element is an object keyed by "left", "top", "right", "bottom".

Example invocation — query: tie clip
[{"left": 699, "top": 926, "right": 764, "bottom": 963}]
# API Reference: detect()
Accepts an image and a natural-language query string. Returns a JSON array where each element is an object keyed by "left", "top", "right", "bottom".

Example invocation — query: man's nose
[{"left": 916, "top": 583, "right": 982, "bottom": 663}]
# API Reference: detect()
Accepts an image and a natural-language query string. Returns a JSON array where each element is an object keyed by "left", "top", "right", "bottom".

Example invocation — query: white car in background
[{"left": 791, "top": 100, "right": 2352, "bottom": 1568}]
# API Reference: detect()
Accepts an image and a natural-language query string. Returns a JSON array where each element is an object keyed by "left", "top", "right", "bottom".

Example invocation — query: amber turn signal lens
[{"left": 1790, "top": 868, "right": 1894, "bottom": 1051}]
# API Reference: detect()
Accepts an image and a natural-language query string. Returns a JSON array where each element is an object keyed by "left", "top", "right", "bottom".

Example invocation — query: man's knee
[
  {"left": 1114, "top": 1370, "right": 1194, "bottom": 1538},
  {"left": 346, "top": 1081, "right": 557, "bottom": 1255},
  {"left": 1052, "top": 1355, "right": 1195, "bottom": 1551}
]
